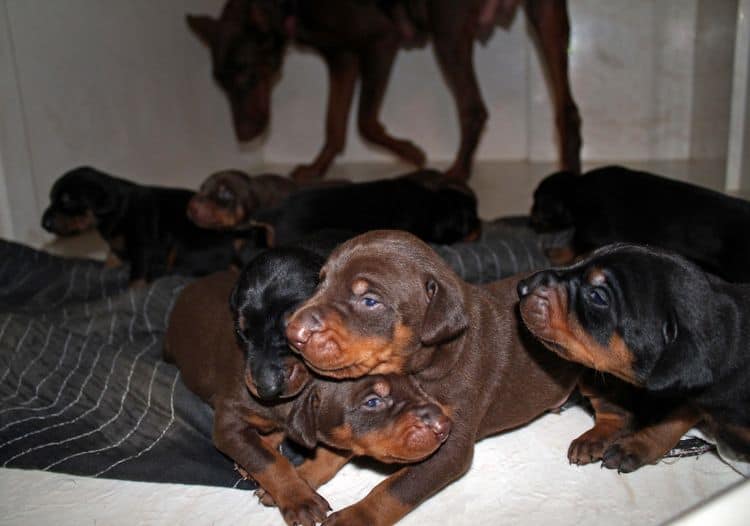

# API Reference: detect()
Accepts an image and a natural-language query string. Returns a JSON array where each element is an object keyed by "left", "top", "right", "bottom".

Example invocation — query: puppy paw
[
  {"left": 568, "top": 432, "right": 607, "bottom": 465},
  {"left": 254, "top": 488, "right": 276, "bottom": 507},
  {"left": 601, "top": 435, "right": 663, "bottom": 473},
  {"left": 277, "top": 486, "right": 331, "bottom": 526}
]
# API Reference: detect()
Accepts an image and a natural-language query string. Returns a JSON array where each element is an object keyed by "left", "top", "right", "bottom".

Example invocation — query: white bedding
[{"left": 2, "top": 405, "right": 744, "bottom": 526}]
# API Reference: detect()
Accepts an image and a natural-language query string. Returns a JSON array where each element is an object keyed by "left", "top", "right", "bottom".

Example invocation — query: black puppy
[
  {"left": 251, "top": 170, "right": 480, "bottom": 246},
  {"left": 530, "top": 165, "right": 750, "bottom": 282},
  {"left": 42, "top": 166, "right": 264, "bottom": 284},
  {"left": 230, "top": 246, "right": 325, "bottom": 400},
  {"left": 518, "top": 243, "right": 750, "bottom": 470}
]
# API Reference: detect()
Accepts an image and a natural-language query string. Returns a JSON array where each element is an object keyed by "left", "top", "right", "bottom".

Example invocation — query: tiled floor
[{"left": 43, "top": 159, "right": 729, "bottom": 259}]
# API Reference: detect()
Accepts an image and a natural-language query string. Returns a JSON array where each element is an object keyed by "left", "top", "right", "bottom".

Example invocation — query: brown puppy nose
[
  {"left": 415, "top": 404, "right": 452, "bottom": 443},
  {"left": 285, "top": 308, "right": 323, "bottom": 350}
]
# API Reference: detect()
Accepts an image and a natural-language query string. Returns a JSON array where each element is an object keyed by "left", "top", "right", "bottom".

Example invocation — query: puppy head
[
  {"left": 42, "top": 166, "right": 120, "bottom": 235},
  {"left": 187, "top": 1, "right": 287, "bottom": 142},
  {"left": 518, "top": 243, "right": 714, "bottom": 393},
  {"left": 530, "top": 171, "right": 578, "bottom": 231},
  {"left": 230, "top": 247, "right": 324, "bottom": 400},
  {"left": 188, "top": 170, "right": 254, "bottom": 228},
  {"left": 286, "top": 374, "right": 451, "bottom": 463},
  {"left": 286, "top": 230, "right": 468, "bottom": 379}
]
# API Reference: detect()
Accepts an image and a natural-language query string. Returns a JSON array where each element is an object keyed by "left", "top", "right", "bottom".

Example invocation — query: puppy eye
[
  {"left": 362, "top": 395, "right": 385, "bottom": 410},
  {"left": 587, "top": 288, "right": 608, "bottom": 307},
  {"left": 361, "top": 297, "right": 379, "bottom": 308},
  {"left": 217, "top": 187, "right": 233, "bottom": 203}
]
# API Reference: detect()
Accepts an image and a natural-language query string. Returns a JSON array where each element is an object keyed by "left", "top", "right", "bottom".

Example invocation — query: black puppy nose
[
  {"left": 253, "top": 364, "right": 286, "bottom": 401},
  {"left": 517, "top": 271, "right": 560, "bottom": 299},
  {"left": 42, "top": 213, "right": 54, "bottom": 231}
]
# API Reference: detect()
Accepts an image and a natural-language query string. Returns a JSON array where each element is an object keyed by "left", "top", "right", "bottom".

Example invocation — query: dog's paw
[
  {"left": 601, "top": 434, "right": 664, "bottom": 473},
  {"left": 443, "top": 165, "right": 470, "bottom": 182},
  {"left": 277, "top": 486, "right": 331, "bottom": 526},
  {"left": 254, "top": 488, "right": 276, "bottom": 507},
  {"left": 290, "top": 164, "right": 325, "bottom": 183},
  {"left": 568, "top": 432, "right": 607, "bottom": 465},
  {"left": 394, "top": 140, "right": 426, "bottom": 167}
]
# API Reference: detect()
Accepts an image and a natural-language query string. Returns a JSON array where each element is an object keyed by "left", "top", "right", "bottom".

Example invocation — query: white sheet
[{"left": 1, "top": 405, "right": 744, "bottom": 526}]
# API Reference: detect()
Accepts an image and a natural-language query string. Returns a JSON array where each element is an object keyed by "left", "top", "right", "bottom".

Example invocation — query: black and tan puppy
[
  {"left": 41, "top": 166, "right": 262, "bottom": 284},
  {"left": 253, "top": 170, "right": 481, "bottom": 247},
  {"left": 230, "top": 246, "right": 325, "bottom": 400},
  {"left": 187, "top": 169, "right": 298, "bottom": 229},
  {"left": 518, "top": 243, "right": 750, "bottom": 471},
  {"left": 164, "top": 270, "right": 451, "bottom": 526},
  {"left": 530, "top": 165, "right": 750, "bottom": 282},
  {"left": 286, "top": 230, "right": 581, "bottom": 525}
]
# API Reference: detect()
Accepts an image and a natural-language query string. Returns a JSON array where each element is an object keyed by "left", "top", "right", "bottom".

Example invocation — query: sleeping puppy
[
  {"left": 251, "top": 170, "right": 481, "bottom": 246},
  {"left": 518, "top": 243, "right": 750, "bottom": 471},
  {"left": 230, "top": 246, "right": 326, "bottom": 400},
  {"left": 286, "top": 230, "right": 581, "bottom": 525},
  {"left": 187, "top": 169, "right": 298, "bottom": 229},
  {"left": 164, "top": 271, "right": 451, "bottom": 526},
  {"left": 530, "top": 165, "right": 750, "bottom": 282},
  {"left": 41, "top": 166, "right": 263, "bottom": 284}
]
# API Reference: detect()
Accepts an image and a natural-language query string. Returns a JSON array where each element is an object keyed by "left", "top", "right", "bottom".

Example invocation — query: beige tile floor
[{"left": 43, "top": 159, "right": 730, "bottom": 259}]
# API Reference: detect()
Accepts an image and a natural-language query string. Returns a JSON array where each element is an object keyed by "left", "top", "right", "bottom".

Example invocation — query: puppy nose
[
  {"left": 285, "top": 308, "right": 323, "bottom": 350},
  {"left": 518, "top": 271, "right": 560, "bottom": 299},
  {"left": 416, "top": 404, "right": 452, "bottom": 443},
  {"left": 42, "top": 213, "right": 54, "bottom": 232},
  {"left": 254, "top": 365, "right": 285, "bottom": 401}
]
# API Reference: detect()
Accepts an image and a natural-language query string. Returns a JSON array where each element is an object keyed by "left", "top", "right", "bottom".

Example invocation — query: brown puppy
[
  {"left": 286, "top": 230, "right": 581, "bottom": 525},
  {"left": 187, "top": 170, "right": 298, "bottom": 229},
  {"left": 164, "top": 270, "right": 452, "bottom": 526}
]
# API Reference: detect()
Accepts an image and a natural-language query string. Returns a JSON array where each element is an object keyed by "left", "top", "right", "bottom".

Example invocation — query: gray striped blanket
[{"left": 0, "top": 225, "right": 555, "bottom": 487}]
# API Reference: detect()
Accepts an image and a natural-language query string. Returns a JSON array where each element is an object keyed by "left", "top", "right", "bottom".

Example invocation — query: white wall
[{"left": 0, "top": 0, "right": 740, "bottom": 244}]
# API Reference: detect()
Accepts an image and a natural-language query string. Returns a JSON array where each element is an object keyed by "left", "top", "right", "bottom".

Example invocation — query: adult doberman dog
[
  {"left": 286, "top": 230, "right": 581, "bottom": 525},
  {"left": 187, "top": 0, "right": 581, "bottom": 181},
  {"left": 165, "top": 269, "right": 451, "bottom": 526},
  {"left": 518, "top": 243, "right": 750, "bottom": 471}
]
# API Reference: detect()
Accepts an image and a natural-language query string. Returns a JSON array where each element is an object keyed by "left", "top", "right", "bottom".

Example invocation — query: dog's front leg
[
  {"left": 290, "top": 51, "right": 358, "bottom": 182},
  {"left": 323, "top": 434, "right": 474, "bottom": 526},
  {"left": 213, "top": 403, "right": 330, "bottom": 526}
]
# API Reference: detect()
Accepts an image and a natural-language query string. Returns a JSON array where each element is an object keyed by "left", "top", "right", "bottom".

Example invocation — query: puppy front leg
[
  {"left": 323, "top": 436, "right": 474, "bottom": 526},
  {"left": 213, "top": 406, "right": 330, "bottom": 526},
  {"left": 296, "top": 446, "right": 353, "bottom": 489}
]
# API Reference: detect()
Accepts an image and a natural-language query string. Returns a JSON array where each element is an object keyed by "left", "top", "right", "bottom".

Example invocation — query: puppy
[
  {"left": 530, "top": 165, "right": 750, "bottom": 282},
  {"left": 230, "top": 246, "right": 325, "bottom": 400},
  {"left": 286, "top": 230, "right": 581, "bottom": 525},
  {"left": 517, "top": 243, "right": 750, "bottom": 471},
  {"left": 252, "top": 170, "right": 481, "bottom": 246},
  {"left": 164, "top": 270, "right": 451, "bottom": 526},
  {"left": 187, "top": 169, "right": 298, "bottom": 229},
  {"left": 41, "top": 166, "right": 262, "bottom": 284}
]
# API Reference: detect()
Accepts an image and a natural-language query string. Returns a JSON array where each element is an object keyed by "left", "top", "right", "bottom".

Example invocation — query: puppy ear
[
  {"left": 186, "top": 15, "right": 218, "bottom": 47},
  {"left": 420, "top": 276, "right": 468, "bottom": 346},
  {"left": 285, "top": 387, "right": 319, "bottom": 450},
  {"left": 646, "top": 321, "right": 713, "bottom": 393}
]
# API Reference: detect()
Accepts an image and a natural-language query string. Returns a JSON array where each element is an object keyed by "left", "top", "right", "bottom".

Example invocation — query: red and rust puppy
[
  {"left": 517, "top": 243, "right": 750, "bottom": 471},
  {"left": 187, "top": 170, "right": 298, "bottom": 230},
  {"left": 286, "top": 230, "right": 581, "bottom": 525},
  {"left": 165, "top": 270, "right": 451, "bottom": 526}
]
